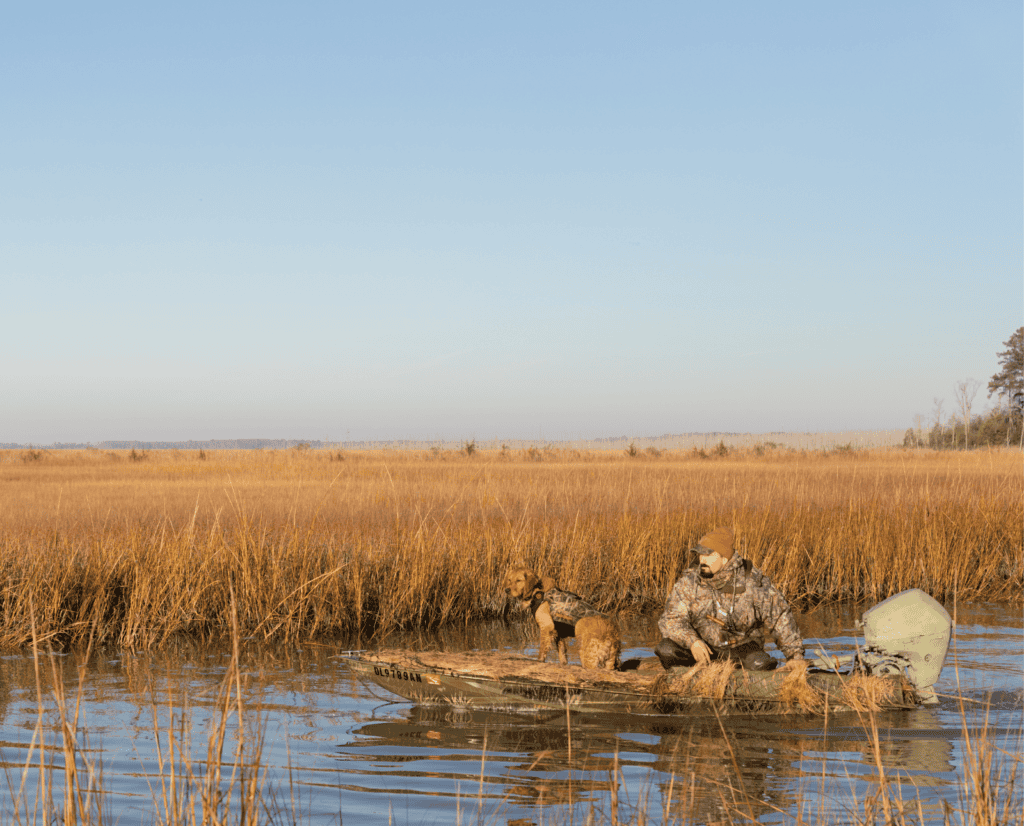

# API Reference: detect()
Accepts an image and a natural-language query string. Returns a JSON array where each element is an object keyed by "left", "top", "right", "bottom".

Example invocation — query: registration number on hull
[{"left": 373, "top": 665, "right": 423, "bottom": 683}]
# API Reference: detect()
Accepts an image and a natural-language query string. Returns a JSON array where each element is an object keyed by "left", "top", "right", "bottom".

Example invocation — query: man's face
[{"left": 698, "top": 550, "right": 726, "bottom": 579}]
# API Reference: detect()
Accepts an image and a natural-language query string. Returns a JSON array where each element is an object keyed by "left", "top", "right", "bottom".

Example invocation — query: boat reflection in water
[{"left": 335, "top": 699, "right": 957, "bottom": 824}]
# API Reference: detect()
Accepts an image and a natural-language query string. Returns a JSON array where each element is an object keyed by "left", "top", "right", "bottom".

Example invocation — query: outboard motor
[
  {"left": 857, "top": 589, "right": 951, "bottom": 704},
  {"left": 810, "top": 588, "right": 952, "bottom": 704}
]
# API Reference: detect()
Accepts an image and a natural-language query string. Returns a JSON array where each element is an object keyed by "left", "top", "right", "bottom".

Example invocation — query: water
[{"left": 0, "top": 601, "right": 1020, "bottom": 825}]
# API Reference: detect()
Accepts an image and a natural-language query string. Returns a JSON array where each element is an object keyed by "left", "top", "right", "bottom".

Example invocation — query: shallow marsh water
[{"left": 0, "top": 602, "right": 1020, "bottom": 825}]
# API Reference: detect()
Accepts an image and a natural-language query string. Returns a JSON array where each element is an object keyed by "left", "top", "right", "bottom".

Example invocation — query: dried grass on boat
[
  {"left": 775, "top": 659, "right": 826, "bottom": 711},
  {"left": 372, "top": 649, "right": 654, "bottom": 688},
  {"left": 656, "top": 660, "right": 738, "bottom": 700},
  {"left": 838, "top": 672, "right": 911, "bottom": 711}
]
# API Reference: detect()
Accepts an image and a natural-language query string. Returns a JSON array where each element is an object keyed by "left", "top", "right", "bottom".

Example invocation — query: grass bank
[{"left": 0, "top": 446, "right": 1019, "bottom": 649}]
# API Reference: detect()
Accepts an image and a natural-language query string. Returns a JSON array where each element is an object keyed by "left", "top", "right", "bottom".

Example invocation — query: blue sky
[{"left": 4, "top": 2, "right": 1021, "bottom": 444}]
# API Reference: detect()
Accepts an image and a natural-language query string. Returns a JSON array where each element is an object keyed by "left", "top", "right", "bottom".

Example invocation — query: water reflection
[
  {"left": 0, "top": 602, "right": 1017, "bottom": 825},
  {"left": 333, "top": 600, "right": 1020, "bottom": 825},
  {"left": 334, "top": 698, "right": 967, "bottom": 824}
]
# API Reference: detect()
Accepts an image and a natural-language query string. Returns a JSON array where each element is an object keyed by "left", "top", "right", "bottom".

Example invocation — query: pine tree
[{"left": 988, "top": 327, "right": 1024, "bottom": 411}]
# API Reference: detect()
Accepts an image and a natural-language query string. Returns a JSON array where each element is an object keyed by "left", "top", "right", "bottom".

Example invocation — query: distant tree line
[
  {"left": 905, "top": 327, "right": 1023, "bottom": 449},
  {"left": 905, "top": 407, "right": 1022, "bottom": 449},
  {"left": 0, "top": 439, "right": 332, "bottom": 451}
]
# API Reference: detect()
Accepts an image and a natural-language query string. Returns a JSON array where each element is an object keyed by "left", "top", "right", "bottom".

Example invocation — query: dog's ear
[
  {"left": 540, "top": 575, "right": 557, "bottom": 593},
  {"left": 522, "top": 570, "right": 541, "bottom": 595}
]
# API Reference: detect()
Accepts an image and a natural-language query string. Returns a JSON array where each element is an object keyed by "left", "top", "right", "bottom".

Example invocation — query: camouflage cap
[{"left": 692, "top": 527, "right": 735, "bottom": 560}]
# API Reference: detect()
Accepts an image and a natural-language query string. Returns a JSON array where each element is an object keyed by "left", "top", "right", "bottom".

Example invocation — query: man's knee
[
  {"left": 654, "top": 638, "right": 695, "bottom": 668},
  {"left": 738, "top": 647, "right": 777, "bottom": 671}
]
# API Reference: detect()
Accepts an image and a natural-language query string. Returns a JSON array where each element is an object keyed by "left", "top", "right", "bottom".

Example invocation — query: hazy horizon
[{"left": 2, "top": 428, "right": 911, "bottom": 452}]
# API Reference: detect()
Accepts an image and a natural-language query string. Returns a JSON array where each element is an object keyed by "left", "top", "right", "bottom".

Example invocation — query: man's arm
[
  {"left": 763, "top": 582, "right": 804, "bottom": 661},
  {"left": 657, "top": 578, "right": 700, "bottom": 650}
]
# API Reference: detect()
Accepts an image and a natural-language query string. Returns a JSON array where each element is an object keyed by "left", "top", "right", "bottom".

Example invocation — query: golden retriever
[{"left": 502, "top": 566, "right": 620, "bottom": 670}]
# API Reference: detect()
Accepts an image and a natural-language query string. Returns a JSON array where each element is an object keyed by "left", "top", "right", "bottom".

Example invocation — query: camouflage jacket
[
  {"left": 657, "top": 555, "right": 804, "bottom": 660},
  {"left": 531, "top": 587, "right": 606, "bottom": 631}
]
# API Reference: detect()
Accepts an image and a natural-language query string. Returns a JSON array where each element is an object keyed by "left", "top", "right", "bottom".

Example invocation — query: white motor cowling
[{"left": 858, "top": 588, "right": 951, "bottom": 703}]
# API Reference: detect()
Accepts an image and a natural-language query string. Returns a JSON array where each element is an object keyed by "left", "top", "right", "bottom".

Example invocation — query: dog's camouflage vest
[{"left": 530, "top": 587, "right": 606, "bottom": 634}]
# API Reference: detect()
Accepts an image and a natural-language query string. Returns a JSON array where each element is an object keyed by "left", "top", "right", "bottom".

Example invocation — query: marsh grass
[{"left": 0, "top": 447, "right": 1019, "bottom": 650}]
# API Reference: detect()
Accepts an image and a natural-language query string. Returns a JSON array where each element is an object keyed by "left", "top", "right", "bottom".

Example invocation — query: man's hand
[
  {"left": 778, "top": 657, "right": 806, "bottom": 672},
  {"left": 689, "top": 640, "right": 713, "bottom": 665}
]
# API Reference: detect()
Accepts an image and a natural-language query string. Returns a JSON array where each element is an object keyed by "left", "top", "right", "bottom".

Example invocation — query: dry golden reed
[
  {"left": 773, "top": 658, "right": 826, "bottom": 711},
  {"left": 0, "top": 446, "right": 1019, "bottom": 649},
  {"left": 661, "top": 660, "right": 739, "bottom": 700}
]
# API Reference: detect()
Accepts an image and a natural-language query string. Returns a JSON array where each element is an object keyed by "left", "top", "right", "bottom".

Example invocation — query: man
[{"left": 655, "top": 527, "right": 804, "bottom": 671}]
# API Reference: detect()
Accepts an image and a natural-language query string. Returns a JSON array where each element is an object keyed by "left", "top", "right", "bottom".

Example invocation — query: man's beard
[{"left": 699, "top": 564, "right": 714, "bottom": 579}]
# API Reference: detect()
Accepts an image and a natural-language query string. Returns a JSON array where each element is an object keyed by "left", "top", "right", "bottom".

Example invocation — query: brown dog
[{"left": 502, "top": 566, "right": 620, "bottom": 670}]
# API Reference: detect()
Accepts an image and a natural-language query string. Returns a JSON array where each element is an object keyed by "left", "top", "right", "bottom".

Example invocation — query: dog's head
[{"left": 503, "top": 566, "right": 551, "bottom": 604}]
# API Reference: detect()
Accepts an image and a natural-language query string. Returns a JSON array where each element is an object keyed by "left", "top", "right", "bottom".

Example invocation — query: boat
[
  {"left": 343, "top": 650, "right": 921, "bottom": 714},
  {"left": 342, "top": 588, "right": 952, "bottom": 716}
]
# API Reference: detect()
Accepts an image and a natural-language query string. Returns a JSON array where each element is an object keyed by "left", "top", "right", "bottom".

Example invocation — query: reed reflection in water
[{"left": 0, "top": 603, "right": 1019, "bottom": 825}]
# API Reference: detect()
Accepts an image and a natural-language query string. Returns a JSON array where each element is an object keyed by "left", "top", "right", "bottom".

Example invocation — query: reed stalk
[
  {"left": 3, "top": 597, "right": 276, "bottom": 825},
  {"left": 0, "top": 447, "right": 1018, "bottom": 649}
]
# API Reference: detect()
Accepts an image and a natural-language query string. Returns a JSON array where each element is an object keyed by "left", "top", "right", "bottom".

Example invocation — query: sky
[{"left": 3, "top": 2, "right": 1022, "bottom": 445}]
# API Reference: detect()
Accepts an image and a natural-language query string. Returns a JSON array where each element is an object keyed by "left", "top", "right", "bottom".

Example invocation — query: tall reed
[{"left": 0, "top": 447, "right": 1019, "bottom": 649}]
